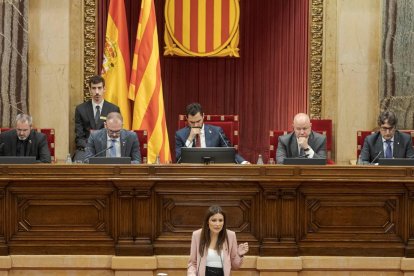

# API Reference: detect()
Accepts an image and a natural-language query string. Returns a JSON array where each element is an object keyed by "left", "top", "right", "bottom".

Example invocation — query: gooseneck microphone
[
  {"left": 209, "top": 128, "right": 229, "bottom": 147},
  {"left": 370, "top": 150, "right": 383, "bottom": 165},
  {"left": 82, "top": 145, "right": 113, "bottom": 163}
]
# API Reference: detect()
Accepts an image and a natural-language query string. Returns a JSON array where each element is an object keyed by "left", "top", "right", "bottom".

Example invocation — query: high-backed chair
[
  {"left": 356, "top": 130, "right": 414, "bottom": 159},
  {"left": 0, "top": 127, "right": 56, "bottom": 162},
  {"left": 269, "top": 119, "right": 334, "bottom": 164},
  {"left": 132, "top": 130, "right": 148, "bottom": 163},
  {"left": 178, "top": 115, "right": 239, "bottom": 150}
]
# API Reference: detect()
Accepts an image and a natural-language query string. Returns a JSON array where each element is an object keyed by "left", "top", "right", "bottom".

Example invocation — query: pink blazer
[{"left": 187, "top": 229, "right": 244, "bottom": 276}]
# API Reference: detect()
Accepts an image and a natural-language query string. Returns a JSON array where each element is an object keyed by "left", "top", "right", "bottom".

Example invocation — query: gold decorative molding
[
  {"left": 309, "top": 0, "right": 323, "bottom": 119},
  {"left": 83, "top": 0, "right": 97, "bottom": 101}
]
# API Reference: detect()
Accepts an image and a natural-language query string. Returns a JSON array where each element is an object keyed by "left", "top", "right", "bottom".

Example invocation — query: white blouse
[{"left": 206, "top": 248, "right": 223, "bottom": 268}]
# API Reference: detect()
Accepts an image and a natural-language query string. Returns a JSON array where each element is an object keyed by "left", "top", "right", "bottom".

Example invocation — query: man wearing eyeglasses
[
  {"left": 276, "top": 113, "right": 327, "bottom": 164},
  {"left": 85, "top": 112, "right": 141, "bottom": 163},
  {"left": 360, "top": 110, "right": 414, "bottom": 164}
]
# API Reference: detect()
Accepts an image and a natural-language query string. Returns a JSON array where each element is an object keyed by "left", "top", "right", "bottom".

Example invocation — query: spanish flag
[
  {"left": 129, "top": 0, "right": 171, "bottom": 163},
  {"left": 102, "top": 0, "right": 132, "bottom": 129}
]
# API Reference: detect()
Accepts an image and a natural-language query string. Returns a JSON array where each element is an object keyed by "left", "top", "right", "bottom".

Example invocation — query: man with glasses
[
  {"left": 85, "top": 112, "right": 141, "bottom": 163},
  {"left": 276, "top": 113, "right": 327, "bottom": 164},
  {"left": 360, "top": 110, "right": 414, "bottom": 164},
  {"left": 0, "top": 114, "right": 51, "bottom": 163}
]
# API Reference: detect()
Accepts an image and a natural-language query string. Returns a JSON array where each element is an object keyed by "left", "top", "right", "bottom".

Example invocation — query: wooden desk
[{"left": 0, "top": 164, "right": 413, "bottom": 257}]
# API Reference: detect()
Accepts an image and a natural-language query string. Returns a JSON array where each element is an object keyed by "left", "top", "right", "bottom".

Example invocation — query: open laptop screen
[
  {"left": 378, "top": 158, "right": 414, "bottom": 166},
  {"left": 0, "top": 156, "right": 37, "bottom": 164},
  {"left": 283, "top": 158, "right": 327, "bottom": 165},
  {"left": 180, "top": 147, "right": 236, "bottom": 164}
]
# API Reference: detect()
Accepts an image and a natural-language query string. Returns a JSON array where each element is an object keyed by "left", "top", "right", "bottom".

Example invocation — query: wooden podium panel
[{"left": 0, "top": 164, "right": 414, "bottom": 257}]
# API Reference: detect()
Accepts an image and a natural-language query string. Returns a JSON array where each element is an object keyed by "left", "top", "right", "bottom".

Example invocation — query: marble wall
[
  {"left": 323, "top": 0, "right": 381, "bottom": 164},
  {"left": 381, "top": 0, "right": 414, "bottom": 129},
  {"left": 28, "top": 0, "right": 83, "bottom": 160}
]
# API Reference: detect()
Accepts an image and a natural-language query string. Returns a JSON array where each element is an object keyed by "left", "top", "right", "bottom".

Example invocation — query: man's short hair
[
  {"left": 15, "top": 113, "right": 32, "bottom": 127},
  {"left": 378, "top": 110, "right": 397, "bottom": 127},
  {"left": 186, "top": 103, "right": 203, "bottom": 116},
  {"left": 88, "top": 75, "right": 105, "bottom": 88},
  {"left": 106, "top": 112, "right": 123, "bottom": 123}
]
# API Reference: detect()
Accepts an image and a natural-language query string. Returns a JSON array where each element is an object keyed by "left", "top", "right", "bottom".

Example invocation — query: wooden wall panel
[{"left": 1, "top": 165, "right": 414, "bottom": 257}]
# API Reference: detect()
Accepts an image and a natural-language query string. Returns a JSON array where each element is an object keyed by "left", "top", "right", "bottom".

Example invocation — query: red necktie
[{"left": 195, "top": 134, "right": 201, "bottom": 147}]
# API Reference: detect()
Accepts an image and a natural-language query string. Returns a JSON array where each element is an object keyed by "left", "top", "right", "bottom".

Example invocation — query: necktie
[
  {"left": 385, "top": 140, "right": 392, "bottom": 158},
  {"left": 95, "top": 106, "right": 101, "bottom": 125},
  {"left": 110, "top": 139, "right": 117, "bottom": 157},
  {"left": 195, "top": 134, "right": 201, "bottom": 147}
]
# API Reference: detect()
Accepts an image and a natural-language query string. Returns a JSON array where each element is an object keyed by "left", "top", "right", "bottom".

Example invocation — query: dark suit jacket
[
  {"left": 75, "top": 100, "right": 120, "bottom": 148},
  {"left": 175, "top": 124, "right": 246, "bottom": 164},
  {"left": 360, "top": 130, "right": 414, "bottom": 164},
  {"left": 0, "top": 129, "right": 51, "bottom": 163},
  {"left": 85, "top": 129, "right": 141, "bottom": 163},
  {"left": 276, "top": 131, "right": 327, "bottom": 164}
]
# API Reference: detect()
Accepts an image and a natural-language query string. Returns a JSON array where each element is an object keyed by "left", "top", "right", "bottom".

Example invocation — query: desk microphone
[
  {"left": 370, "top": 150, "right": 382, "bottom": 165},
  {"left": 82, "top": 145, "right": 113, "bottom": 163},
  {"left": 209, "top": 128, "right": 229, "bottom": 147}
]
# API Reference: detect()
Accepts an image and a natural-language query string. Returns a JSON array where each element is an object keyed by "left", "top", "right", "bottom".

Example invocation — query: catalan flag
[
  {"left": 102, "top": 0, "right": 132, "bottom": 129},
  {"left": 129, "top": 0, "right": 171, "bottom": 163}
]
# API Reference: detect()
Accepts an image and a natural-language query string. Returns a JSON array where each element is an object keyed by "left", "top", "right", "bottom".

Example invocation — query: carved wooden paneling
[{"left": 1, "top": 165, "right": 414, "bottom": 256}]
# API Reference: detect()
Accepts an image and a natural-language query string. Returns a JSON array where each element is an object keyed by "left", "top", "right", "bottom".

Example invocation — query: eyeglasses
[
  {"left": 107, "top": 129, "right": 121, "bottom": 135},
  {"left": 380, "top": 126, "right": 395, "bottom": 132}
]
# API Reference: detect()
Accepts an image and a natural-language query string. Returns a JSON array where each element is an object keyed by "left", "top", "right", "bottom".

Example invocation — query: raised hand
[{"left": 237, "top": 242, "right": 249, "bottom": 256}]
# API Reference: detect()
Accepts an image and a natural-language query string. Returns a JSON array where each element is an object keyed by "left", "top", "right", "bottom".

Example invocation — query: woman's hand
[{"left": 237, "top": 242, "right": 249, "bottom": 256}]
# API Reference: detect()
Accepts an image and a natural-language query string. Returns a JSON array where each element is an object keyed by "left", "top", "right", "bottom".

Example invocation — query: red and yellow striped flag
[
  {"left": 102, "top": 0, "right": 132, "bottom": 129},
  {"left": 129, "top": 0, "right": 171, "bottom": 163}
]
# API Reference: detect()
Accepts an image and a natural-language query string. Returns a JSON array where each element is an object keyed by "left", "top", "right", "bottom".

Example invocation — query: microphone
[
  {"left": 82, "top": 145, "right": 113, "bottom": 163},
  {"left": 370, "top": 151, "right": 382, "bottom": 165},
  {"left": 209, "top": 128, "right": 230, "bottom": 147}
]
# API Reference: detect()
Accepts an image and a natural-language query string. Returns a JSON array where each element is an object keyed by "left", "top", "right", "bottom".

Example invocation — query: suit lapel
[
  {"left": 374, "top": 135, "right": 384, "bottom": 158},
  {"left": 25, "top": 131, "right": 35, "bottom": 156},
  {"left": 10, "top": 130, "right": 18, "bottom": 155},
  {"left": 393, "top": 131, "right": 401, "bottom": 158},
  {"left": 86, "top": 101, "right": 96, "bottom": 129},
  {"left": 289, "top": 134, "right": 299, "bottom": 157},
  {"left": 120, "top": 130, "right": 126, "bottom": 157}
]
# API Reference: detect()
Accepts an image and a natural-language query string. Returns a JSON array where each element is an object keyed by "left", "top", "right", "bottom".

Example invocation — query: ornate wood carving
[
  {"left": 309, "top": 0, "right": 323, "bottom": 118},
  {"left": 83, "top": 0, "right": 97, "bottom": 101}
]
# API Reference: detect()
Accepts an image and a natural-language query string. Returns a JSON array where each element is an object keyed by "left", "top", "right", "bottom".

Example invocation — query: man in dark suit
[
  {"left": 175, "top": 103, "right": 248, "bottom": 164},
  {"left": 74, "top": 75, "right": 120, "bottom": 161},
  {"left": 85, "top": 112, "right": 141, "bottom": 164},
  {"left": 360, "top": 110, "right": 414, "bottom": 164},
  {"left": 0, "top": 114, "right": 51, "bottom": 163},
  {"left": 276, "top": 113, "right": 326, "bottom": 164}
]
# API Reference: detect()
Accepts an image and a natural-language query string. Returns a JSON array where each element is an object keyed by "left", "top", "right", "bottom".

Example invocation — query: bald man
[{"left": 276, "top": 113, "right": 327, "bottom": 164}]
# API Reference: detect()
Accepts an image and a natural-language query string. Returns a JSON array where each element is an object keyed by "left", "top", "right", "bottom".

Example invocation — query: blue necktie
[
  {"left": 385, "top": 140, "right": 392, "bottom": 158},
  {"left": 110, "top": 139, "right": 117, "bottom": 157}
]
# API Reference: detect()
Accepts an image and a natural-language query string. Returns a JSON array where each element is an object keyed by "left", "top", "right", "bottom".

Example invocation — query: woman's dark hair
[
  {"left": 199, "top": 205, "right": 228, "bottom": 256},
  {"left": 378, "top": 110, "right": 397, "bottom": 127}
]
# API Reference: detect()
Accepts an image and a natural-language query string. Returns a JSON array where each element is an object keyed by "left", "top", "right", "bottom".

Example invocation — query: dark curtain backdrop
[{"left": 97, "top": 0, "right": 309, "bottom": 163}]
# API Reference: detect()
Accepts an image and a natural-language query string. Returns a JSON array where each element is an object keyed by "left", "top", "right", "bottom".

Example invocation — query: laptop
[
  {"left": 180, "top": 147, "right": 236, "bottom": 164},
  {"left": 283, "top": 158, "right": 327, "bottom": 165},
  {"left": 378, "top": 158, "right": 414, "bottom": 166},
  {"left": 88, "top": 157, "right": 131, "bottom": 164},
  {"left": 0, "top": 156, "right": 37, "bottom": 164}
]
